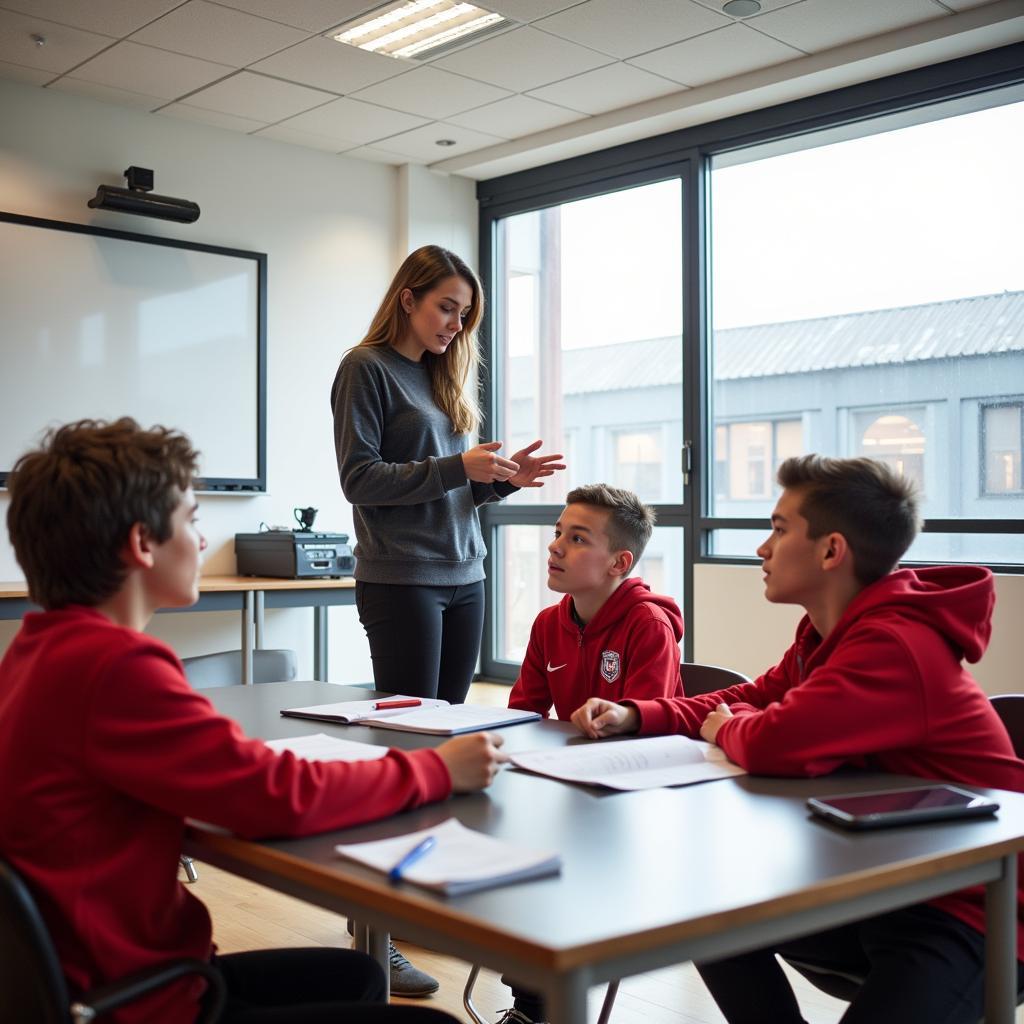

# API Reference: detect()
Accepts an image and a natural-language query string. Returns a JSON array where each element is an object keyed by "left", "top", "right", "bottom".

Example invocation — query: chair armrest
[{"left": 72, "top": 957, "right": 225, "bottom": 1024}]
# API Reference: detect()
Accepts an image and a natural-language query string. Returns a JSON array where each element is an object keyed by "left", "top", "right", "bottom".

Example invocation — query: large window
[{"left": 480, "top": 50, "right": 1024, "bottom": 679}]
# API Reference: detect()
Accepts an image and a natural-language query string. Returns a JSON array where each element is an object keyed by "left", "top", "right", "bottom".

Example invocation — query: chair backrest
[
  {"left": 679, "top": 661, "right": 752, "bottom": 697},
  {"left": 990, "top": 694, "right": 1024, "bottom": 758},
  {"left": 181, "top": 648, "right": 298, "bottom": 688},
  {"left": 0, "top": 857, "right": 70, "bottom": 1024}
]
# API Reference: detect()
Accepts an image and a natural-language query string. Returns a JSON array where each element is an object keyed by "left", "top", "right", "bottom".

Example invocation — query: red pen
[{"left": 374, "top": 698, "right": 422, "bottom": 710}]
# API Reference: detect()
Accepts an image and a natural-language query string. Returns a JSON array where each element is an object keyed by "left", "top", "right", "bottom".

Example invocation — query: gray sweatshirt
[{"left": 330, "top": 344, "right": 513, "bottom": 586}]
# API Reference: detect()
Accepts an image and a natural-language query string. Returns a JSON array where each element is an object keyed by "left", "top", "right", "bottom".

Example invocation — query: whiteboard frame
[{"left": 0, "top": 211, "right": 267, "bottom": 493}]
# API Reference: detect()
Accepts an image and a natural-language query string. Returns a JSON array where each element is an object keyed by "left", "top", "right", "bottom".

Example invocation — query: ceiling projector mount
[{"left": 88, "top": 166, "right": 200, "bottom": 223}]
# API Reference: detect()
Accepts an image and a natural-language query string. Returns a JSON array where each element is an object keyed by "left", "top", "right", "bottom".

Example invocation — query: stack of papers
[
  {"left": 282, "top": 700, "right": 540, "bottom": 736},
  {"left": 334, "top": 817, "right": 561, "bottom": 895},
  {"left": 264, "top": 733, "right": 388, "bottom": 762},
  {"left": 510, "top": 735, "right": 747, "bottom": 790}
]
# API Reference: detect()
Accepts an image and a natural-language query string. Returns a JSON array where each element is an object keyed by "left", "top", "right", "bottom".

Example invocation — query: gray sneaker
[{"left": 388, "top": 942, "right": 439, "bottom": 997}]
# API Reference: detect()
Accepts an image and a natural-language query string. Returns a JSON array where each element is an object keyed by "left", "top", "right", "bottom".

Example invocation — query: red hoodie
[
  {"left": 509, "top": 577, "right": 684, "bottom": 721},
  {"left": 629, "top": 566, "right": 1024, "bottom": 955},
  {"left": 0, "top": 607, "right": 452, "bottom": 1024}
]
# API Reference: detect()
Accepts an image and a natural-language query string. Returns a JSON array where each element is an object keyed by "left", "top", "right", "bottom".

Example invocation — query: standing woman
[{"left": 332, "top": 246, "right": 564, "bottom": 704}]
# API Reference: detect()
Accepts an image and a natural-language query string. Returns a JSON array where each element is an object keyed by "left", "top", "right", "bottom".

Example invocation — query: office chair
[
  {"left": 181, "top": 648, "right": 297, "bottom": 689},
  {"left": 783, "top": 693, "right": 1024, "bottom": 1015},
  {"left": 989, "top": 694, "right": 1024, "bottom": 758},
  {"left": 679, "top": 661, "right": 752, "bottom": 696},
  {"left": 0, "top": 855, "right": 225, "bottom": 1024}
]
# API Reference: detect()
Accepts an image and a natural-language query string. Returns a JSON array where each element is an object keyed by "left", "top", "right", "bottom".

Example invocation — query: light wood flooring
[{"left": 193, "top": 683, "right": 1021, "bottom": 1023}]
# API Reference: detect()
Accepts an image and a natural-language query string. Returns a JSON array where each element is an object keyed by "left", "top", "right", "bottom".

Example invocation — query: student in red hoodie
[
  {"left": 498, "top": 483, "right": 683, "bottom": 1023},
  {"left": 572, "top": 454, "right": 1024, "bottom": 1024},
  {"left": 0, "top": 418, "right": 506, "bottom": 1024}
]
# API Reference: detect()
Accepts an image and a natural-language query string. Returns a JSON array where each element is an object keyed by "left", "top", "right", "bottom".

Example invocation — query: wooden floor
[{"left": 194, "top": 683, "right": 1022, "bottom": 1023}]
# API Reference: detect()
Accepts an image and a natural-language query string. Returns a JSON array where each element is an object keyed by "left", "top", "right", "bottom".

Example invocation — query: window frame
[{"left": 477, "top": 43, "right": 1024, "bottom": 680}]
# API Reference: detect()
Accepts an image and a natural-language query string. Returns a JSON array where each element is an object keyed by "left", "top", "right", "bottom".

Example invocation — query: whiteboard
[{"left": 0, "top": 213, "right": 266, "bottom": 491}]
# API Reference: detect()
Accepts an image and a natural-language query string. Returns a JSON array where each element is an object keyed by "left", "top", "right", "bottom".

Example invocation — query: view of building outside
[{"left": 492, "top": 98, "right": 1024, "bottom": 664}]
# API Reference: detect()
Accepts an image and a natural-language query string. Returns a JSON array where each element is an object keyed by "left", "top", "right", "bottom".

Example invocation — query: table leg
[
  {"left": 255, "top": 590, "right": 265, "bottom": 650},
  {"left": 314, "top": 605, "right": 328, "bottom": 681},
  {"left": 242, "top": 591, "right": 254, "bottom": 685},
  {"left": 542, "top": 970, "right": 589, "bottom": 1024},
  {"left": 984, "top": 852, "right": 1018, "bottom": 1024},
  {"left": 366, "top": 926, "right": 390, "bottom": 1002}
]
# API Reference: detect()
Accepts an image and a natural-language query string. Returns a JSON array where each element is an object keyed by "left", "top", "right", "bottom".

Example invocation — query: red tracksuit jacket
[
  {"left": 0, "top": 606, "right": 452, "bottom": 1024},
  {"left": 509, "top": 577, "right": 684, "bottom": 721},
  {"left": 628, "top": 565, "right": 1024, "bottom": 957}
]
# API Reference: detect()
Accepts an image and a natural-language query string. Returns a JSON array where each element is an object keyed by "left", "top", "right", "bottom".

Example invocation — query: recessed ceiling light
[
  {"left": 723, "top": 0, "right": 761, "bottom": 15},
  {"left": 436, "top": 138, "right": 457, "bottom": 146},
  {"left": 332, "top": 1, "right": 506, "bottom": 60}
]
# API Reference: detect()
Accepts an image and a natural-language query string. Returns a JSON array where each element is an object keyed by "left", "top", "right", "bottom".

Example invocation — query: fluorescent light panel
[{"left": 333, "top": 1, "right": 504, "bottom": 59}]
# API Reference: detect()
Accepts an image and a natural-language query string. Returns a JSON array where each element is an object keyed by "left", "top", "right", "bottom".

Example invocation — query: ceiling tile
[
  {"left": 630, "top": 23, "right": 803, "bottom": 87},
  {"left": 69, "top": 41, "right": 233, "bottom": 100},
  {"left": 48, "top": 77, "right": 166, "bottom": 109},
  {"left": 435, "top": 26, "right": 612, "bottom": 92},
  {"left": 447, "top": 93, "right": 584, "bottom": 138},
  {"left": 129, "top": 0, "right": 307, "bottom": 67},
  {"left": 184, "top": 70, "right": 335, "bottom": 120},
  {"left": 350, "top": 66, "right": 511, "bottom": 120},
  {"left": 536, "top": 0, "right": 730, "bottom": 59},
  {"left": 250, "top": 35, "right": 407, "bottom": 93},
  {"left": 527, "top": 61, "right": 682, "bottom": 114},
  {"left": 279, "top": 95, "right": 428, "bottom": 143},
  {"left": 0, "top": 10, "right": 113, "bottom": 73},
  {"left": 343, "top": 144, "right": 410, "bottom": 164},
  {"left": 0, "top": 58, "right": 54, "bottom": 85},
  {"left": 372, "top": 121, "right": 505, "bottom": 161},
  {"left": 253, "top": 122, "right": 356, "bottom": 150},
  {"left": 0, "top": 0, "right": 183, "bottom": 36},
  {"left": 207, "top": 0, "right": 378, "bottom": 32},
  {"left": 749, "top": 0, "right": 948, "bottom": 53},
  {"left": 482, "top": 0, "right": 585, "bottom": 21},
  {"left": 160, "top": 101, "right": 269, "bottom": 131}
]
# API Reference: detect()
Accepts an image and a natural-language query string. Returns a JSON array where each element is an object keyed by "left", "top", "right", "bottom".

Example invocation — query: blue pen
[{"left": 388, "top": 836, "right": 437, "bottom": 883}]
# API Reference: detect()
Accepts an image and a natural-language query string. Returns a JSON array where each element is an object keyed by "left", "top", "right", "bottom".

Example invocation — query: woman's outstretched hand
[
  {"left": 507, "top": 440, "right": 566, "bottom": 489},
  {"left": 463, "top": 441, "right": 520, "bottom": 483}
]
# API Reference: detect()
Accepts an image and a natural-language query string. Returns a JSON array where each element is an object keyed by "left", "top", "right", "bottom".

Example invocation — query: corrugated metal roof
[{"left": 509, "top": 291, "right": 1024, "bottom": 396}]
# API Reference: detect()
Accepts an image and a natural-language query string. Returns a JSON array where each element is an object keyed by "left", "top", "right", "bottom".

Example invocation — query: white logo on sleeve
[
  {"left": 600, "top": 650, "right": 621, "bottom": 683},
  {"left": 546, "top": 661, "right": 567, "bottom": 672}
]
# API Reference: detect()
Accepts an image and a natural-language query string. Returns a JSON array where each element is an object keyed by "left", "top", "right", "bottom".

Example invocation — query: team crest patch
[{"left": 600, "top": 650, "right": 621, "bottom": 684}]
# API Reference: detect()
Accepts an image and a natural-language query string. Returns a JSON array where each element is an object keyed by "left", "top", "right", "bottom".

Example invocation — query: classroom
[{"left": 1, "top": 1, "right": 1024, "bottom": 1022}]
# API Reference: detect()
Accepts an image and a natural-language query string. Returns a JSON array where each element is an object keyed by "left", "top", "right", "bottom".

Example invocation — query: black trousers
[
  {"left": 695, "top": 904, "right": 1024, "bottom": 1024},
  {"left": 355, "top": 581, "right": 485, "bottom": 703},
  {"left": 213, "top": 948, "right": 458, "bottom": 1023}
]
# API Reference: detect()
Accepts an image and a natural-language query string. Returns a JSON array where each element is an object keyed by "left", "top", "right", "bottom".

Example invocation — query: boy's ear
[
  {"left": 819, "top": 531, "right": 851, "bottom": 574},
  {"left": 609, "top": 548, "right": 634, "bottom": 579},
  {"left": 123, "top": 522, "right": 157, "bottom": 570}
]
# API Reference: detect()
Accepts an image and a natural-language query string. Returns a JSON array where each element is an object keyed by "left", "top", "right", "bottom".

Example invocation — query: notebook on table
[{"left": 282, "top": 700, "right": 540, "bottom": 735}]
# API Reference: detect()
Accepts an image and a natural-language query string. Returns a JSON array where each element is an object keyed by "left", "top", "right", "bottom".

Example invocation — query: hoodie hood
[
  {"left": 824, "top": 565, "right": 994, "bottom": 665},
  {"left": 557, "top": 576, "right": 684, "bottom": 643}
]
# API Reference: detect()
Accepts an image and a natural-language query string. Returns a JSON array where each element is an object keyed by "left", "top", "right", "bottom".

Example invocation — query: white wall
[
  {"left": 0, "top": 79, "right": 477, "bottom": 680},
  {"left": 694, "top": 563, "right": 1024, "bottom": 696}
]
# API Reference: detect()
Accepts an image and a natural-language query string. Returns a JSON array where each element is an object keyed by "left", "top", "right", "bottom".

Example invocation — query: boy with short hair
[
  {"left": 508, "top": 483, "right": 684, "bottom": 722},
  {"left": 499, "top": 484, "right": 683, "bottom": 1024},
  {"left": 573, "top": 455, "right": 1024, "bottom": 1024},
  {"left": 0, "top": 418, "right": 504, "bottom": 1024}
]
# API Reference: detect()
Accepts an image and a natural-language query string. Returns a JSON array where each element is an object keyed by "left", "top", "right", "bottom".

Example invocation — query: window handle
[{"left": 682, "top": 440, "right": 692, "bottom": 485}]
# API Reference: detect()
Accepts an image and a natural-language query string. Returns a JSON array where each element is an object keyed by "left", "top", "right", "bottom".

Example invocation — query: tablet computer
[{"left": 807, "top": 784, "right": 999, "bottom": 830}]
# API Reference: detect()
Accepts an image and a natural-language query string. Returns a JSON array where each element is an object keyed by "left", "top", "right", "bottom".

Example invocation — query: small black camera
[{"left": 124, "top": 166, "right": 154, "bottom": 192}]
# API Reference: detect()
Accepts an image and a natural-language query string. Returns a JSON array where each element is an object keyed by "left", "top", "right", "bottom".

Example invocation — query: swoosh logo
[{"left": 547, "top": 662, "right": 567, "bottom": 672}]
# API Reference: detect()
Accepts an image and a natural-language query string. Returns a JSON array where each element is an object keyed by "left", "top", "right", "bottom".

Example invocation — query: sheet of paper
[
  {"left": 265, "top": 733, "right": 388, "bottom": 762},
  {"left": 367, "top": 704, "right": 540, "bottom": 735},
  {"left": 511, "top": 735, "right": 746, "bottom": 790},
  {"left": 281, "top": 696, "right": 448, "bottom": 723},
  {"left": 334, "top": 817, "right": 560, "bottom": 895}
]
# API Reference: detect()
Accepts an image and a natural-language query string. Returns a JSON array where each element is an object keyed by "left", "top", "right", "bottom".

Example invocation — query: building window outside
[
  {"left": 853, "top": 408, "right": 926, "bottom": 492},
  {"left": 982, "top": 403, "right": 1023, "bottom": 496},
  {"left": 612, "top": 427, "right": 662, "bottom": 502},
  {"left": 714, "top": 419, "right": 803, "bottom": 502}
]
